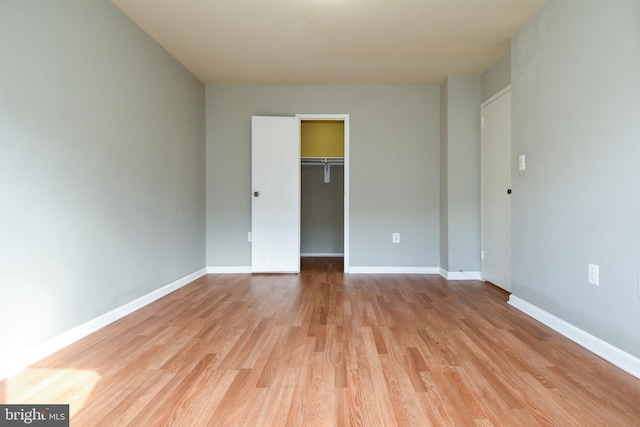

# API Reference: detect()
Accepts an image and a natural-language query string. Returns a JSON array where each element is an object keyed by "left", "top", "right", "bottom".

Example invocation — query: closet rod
[
  {"left": 301, "top": 161, "right": 344, "bottom": 166},
  {"left": 301, "top": 157, "right": 344, "bottom": 166}
]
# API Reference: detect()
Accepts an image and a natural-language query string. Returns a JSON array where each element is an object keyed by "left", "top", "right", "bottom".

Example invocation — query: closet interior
[{"left": 300, "top": 120, "right": 345, "bottom": 258}]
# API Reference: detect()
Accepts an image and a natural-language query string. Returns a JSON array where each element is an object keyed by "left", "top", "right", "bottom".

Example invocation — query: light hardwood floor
[{"left": 1, "top": 257, "right": 639, "bottom": 426}]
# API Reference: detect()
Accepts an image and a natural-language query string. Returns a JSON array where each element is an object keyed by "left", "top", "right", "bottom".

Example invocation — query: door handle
[{"left": 253, "top": 191, "right": 260, "bottom": 197}]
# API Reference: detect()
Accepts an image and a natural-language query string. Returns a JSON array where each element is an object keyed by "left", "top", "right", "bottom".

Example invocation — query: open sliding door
[{"left": 251, "top": 116, "right": 301, "bottom": 273}]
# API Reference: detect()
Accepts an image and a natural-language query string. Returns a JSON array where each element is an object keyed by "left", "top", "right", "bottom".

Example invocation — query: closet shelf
[{"left": 301, "top": 157, "right": 344, "bottom": 166}]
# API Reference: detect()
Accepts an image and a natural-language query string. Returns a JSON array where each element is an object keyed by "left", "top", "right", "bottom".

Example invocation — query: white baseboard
[
  {"left": 439, "top": 268, "right": 483, "bottom": 280},
  {"left": 0, "top": 267, "right": 207, "bottom": 381},
  {"left": 347, "top": 266, "right": 482, "bottom": 279},
  {"left": 349, "top": 266, "right": 440, "bottom": 274},
  {"left": 207, "top": 266, "right": 252, "bottom": 274},
  {"left": 300, "top": 253, "right": 344, "bottom": 257},
  {"left": 508, "top": 295, "right": 640, "bottom": 380}
]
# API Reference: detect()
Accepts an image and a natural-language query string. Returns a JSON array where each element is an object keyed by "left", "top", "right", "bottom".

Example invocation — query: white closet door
[
  {"left": 251, "top": 116, "right": 300, "bottom": 273},
  {"left": 481, "top": 90, "right": 511, "bottom": 291}
]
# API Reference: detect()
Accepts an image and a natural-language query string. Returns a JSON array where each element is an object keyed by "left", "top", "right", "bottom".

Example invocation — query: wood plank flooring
[{"left": 2, "top": 257, "right": 640, "bottom": 426}]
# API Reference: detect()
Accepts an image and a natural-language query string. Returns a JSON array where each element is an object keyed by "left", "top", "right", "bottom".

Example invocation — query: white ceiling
[{"left": 110, "top": 0, "right": 546, "bottom": 86}]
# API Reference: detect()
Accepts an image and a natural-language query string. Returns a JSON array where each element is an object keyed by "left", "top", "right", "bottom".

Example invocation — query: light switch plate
[
  {"left": 588, "top": 263, "right": 599, "bottom": 286},
  {"left": 519, "top": 154, "right": 526, "bottom": 171}
]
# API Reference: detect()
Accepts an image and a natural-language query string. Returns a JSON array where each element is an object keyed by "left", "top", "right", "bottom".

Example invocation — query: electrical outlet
[
  {"left": 392, "top": 233, "right": 400, "bottom": 244},
  {"left": 481, "top": 250, "right": 485, "bottom": 260},
  {"left": 588, "top": 263, "right": 599, "bottom": 286},
  {"left": 248, "top": 232, "right": 252, "bottom": 242},
  {"left": 636, "top": 275, "right": 640, "bottom": 298}
]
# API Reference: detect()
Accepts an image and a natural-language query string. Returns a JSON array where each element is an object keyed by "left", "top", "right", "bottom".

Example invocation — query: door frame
[
  {"left": 296, "top": 113, "right": 350, "bottom": 273},
  {"left": 480, "top": 86, "right": 511, "bottom": 290}
]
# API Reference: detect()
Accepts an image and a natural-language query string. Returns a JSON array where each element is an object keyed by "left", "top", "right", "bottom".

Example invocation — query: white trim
[
  {"left": 296, "top": 114, "right": 348, "bottom": 120},
  {"left": 349, "top": 266, "right": 439, "bottom": 275},
  {"left": 439, "top": 269, "right": 483, "bottom": 280},
  {"left": 481, "top": 85, "right": 512, "bottom": 108},
  {"left": 300, "top": 253, "right": 344, "bottom": 257},
  {"left": 207, "top": 266, "right": 252, "bottom": 274},
  {"left": 296, "top": 114, "right": 350, "bottom": 274},
  {"left": 508, "top": 295, "right": 640, "bottom": 380},
  {"left": 0, "top": 268, "right": 207, "bottom": 381}
]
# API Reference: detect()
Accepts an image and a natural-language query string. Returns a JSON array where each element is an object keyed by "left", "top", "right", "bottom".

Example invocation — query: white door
[
  {"left": 251, "top": 116, "right": 300, "bottom": 273},
  {"left": 481, "top": 90, "right": 511, "bottom": 291}
]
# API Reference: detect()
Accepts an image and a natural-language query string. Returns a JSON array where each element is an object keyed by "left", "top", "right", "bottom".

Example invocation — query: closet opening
[{"left": 297, "top": 115, "right": 349, "bottom": 272}]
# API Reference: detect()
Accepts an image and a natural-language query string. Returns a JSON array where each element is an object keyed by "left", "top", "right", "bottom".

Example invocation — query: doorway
[
  {"left": 300, "top": 121, "right": 344, "bottom": 257},
  {"left": 297, "top": 114, "right": 349, "bottom": 273},
  {"left": 250, "top": 114, "right": 350, "bottom": 274}
]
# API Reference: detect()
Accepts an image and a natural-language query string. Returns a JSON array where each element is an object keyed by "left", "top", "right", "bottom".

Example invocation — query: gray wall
[
  {"left": 439, "top": 77, "right": 482, "bottom": 273},
  {"left": 206, "top": 86, "right": 440, "bottom": 268},
  {"left": 511, "top": 0, "right": 640, "bottom": 357},
  {"left": 301, "top": 166, "right": 344, "bottom": 255},
  {"left": 0, "top": 0, "right": 206, "bottom": 361},
  {"left": 481, "top": 52, "right": 511, "bottom": 103}
]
